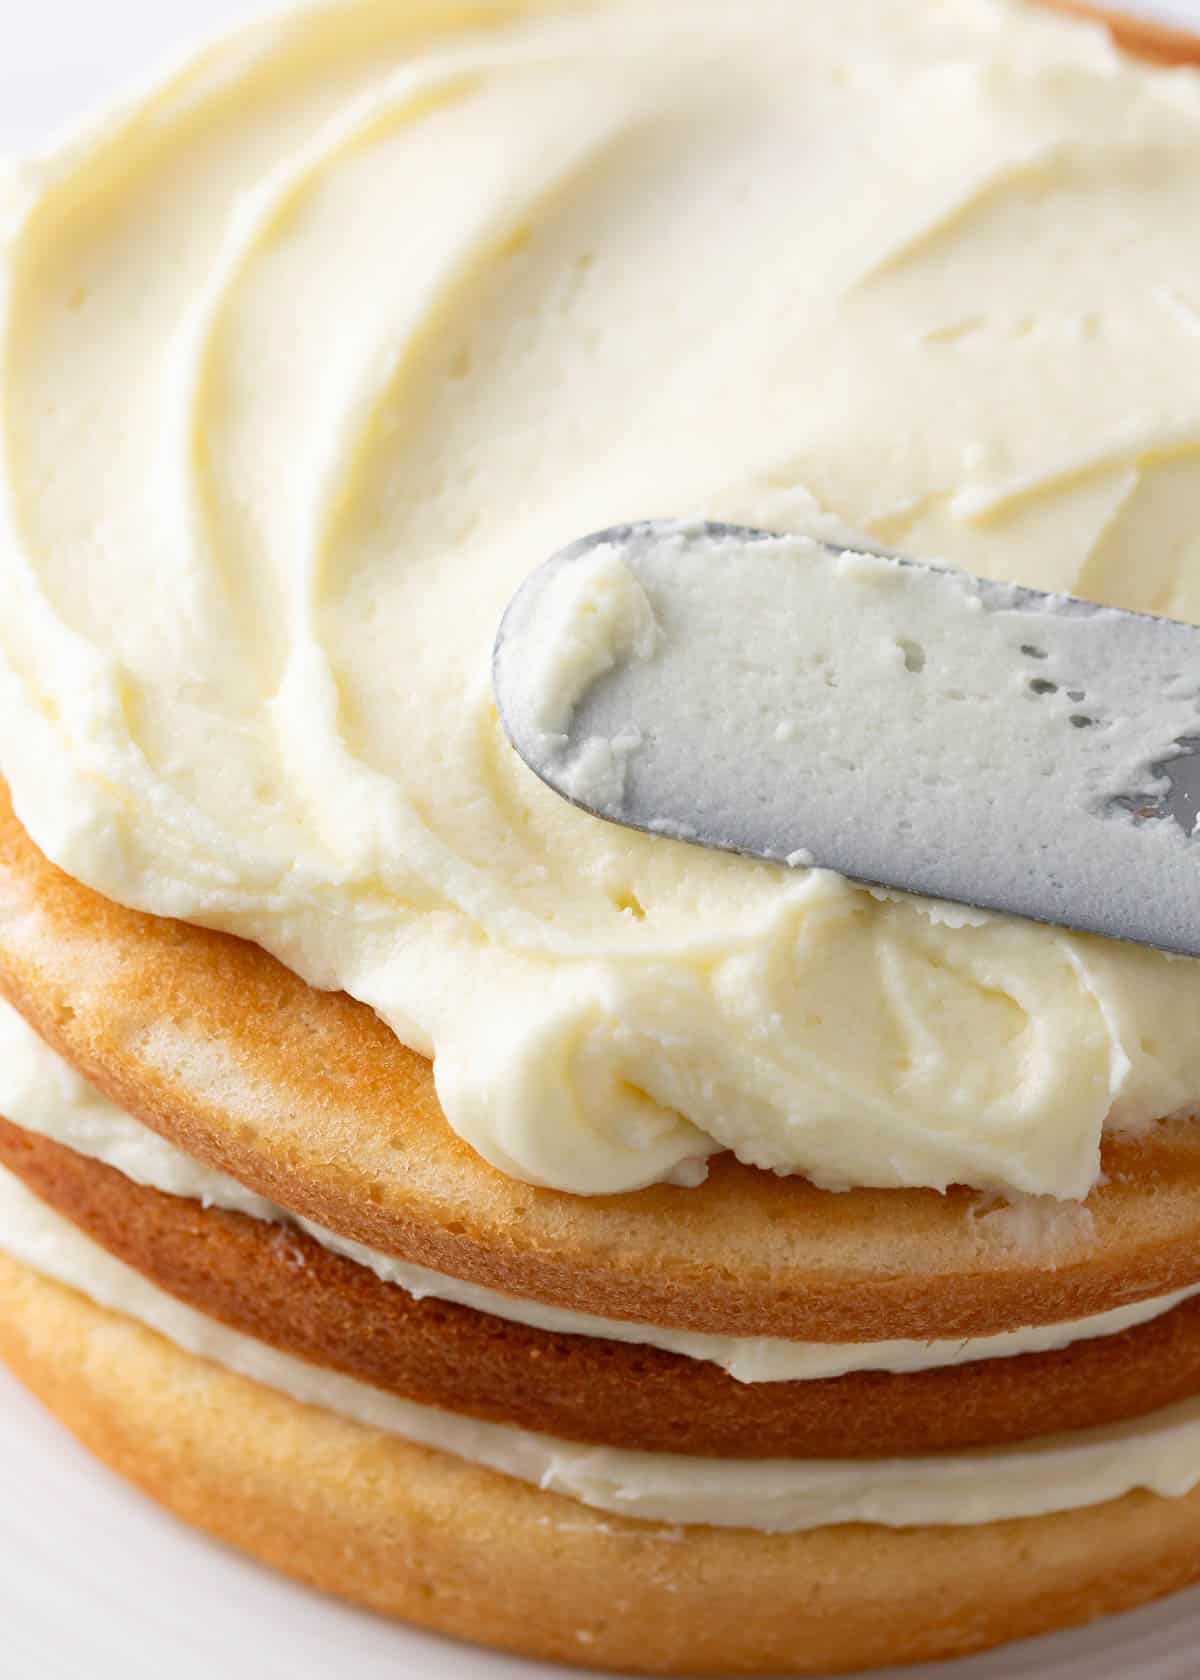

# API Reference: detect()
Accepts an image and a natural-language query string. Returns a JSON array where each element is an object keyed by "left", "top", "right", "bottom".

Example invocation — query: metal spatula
[{"left": 493, "top": 520, "right": 1200, "bottom": 956}]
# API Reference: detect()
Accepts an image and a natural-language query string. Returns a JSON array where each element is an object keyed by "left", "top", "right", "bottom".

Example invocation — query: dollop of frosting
[{"left": 3, "top": 0, "right": 1200, "bottom": 1197}]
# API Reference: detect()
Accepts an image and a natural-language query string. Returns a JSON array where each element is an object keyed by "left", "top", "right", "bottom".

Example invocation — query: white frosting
[
  {"left": 4, "top": 0, "right": 1200, "bottom": 1202},
  {"left": 506, "top": 543, "right": 660, "bottom": 809},
  {"left": 2, "top": 996, "right": 1195, "bottom": 1383},
  {"left": 5, "top": 1161, "right": 1200, "bottom": 1534},
  {"left": 519, "top": 544, "right": 661, "bottom": 742}
]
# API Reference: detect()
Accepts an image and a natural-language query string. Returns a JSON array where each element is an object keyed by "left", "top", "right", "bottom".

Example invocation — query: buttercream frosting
[
  {"left": 4, "top": 1161, "right": 1200, "bottom": 1533},
  {"left": 3, "top": 0, "right": 1200, "bottom": 1198},
  {"left": 2, "top": 997, "right": 1196, "bottom": 1383}
]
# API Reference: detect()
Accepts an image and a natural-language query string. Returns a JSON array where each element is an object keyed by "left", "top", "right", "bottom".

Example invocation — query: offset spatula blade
[{"left": 493, "top": 520, "right": 1200, "bottom": 956}]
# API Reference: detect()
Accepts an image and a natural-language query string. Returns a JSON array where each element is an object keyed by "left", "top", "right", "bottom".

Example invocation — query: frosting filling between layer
[{"left": 4, "top": 1161, "right": 1200, "bottom": 1533}]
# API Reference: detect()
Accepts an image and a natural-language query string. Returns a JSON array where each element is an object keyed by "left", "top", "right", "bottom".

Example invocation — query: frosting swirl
[{"left": 3, "top": 0, "right": 1200, "bottom": 1196}]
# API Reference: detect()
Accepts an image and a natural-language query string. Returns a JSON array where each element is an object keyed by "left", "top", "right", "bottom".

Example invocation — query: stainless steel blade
[{"left": 493, "top": 520, "right": 1200, "bottom": 955}]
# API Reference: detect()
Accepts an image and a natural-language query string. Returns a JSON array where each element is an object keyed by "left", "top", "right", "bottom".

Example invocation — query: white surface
[{"left": 2, "top": 0, "right": 1200, "bottom": 1675}]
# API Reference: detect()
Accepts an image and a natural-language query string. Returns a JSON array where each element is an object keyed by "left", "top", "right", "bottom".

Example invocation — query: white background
[{"left": 2, "top": 2, "right": 1200, "bottom": 1675}]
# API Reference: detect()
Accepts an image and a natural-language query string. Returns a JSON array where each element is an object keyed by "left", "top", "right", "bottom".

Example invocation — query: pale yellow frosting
[{"left": 3, "top": 0, "right": 1200, "bottom": 1198}]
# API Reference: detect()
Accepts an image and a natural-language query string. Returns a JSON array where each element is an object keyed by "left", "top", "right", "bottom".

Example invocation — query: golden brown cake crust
[
  {"left": 6, "top": 784, "right": 1200, "bottom": 1343},
  {"left": 3, "top": 1250, "right": 1200, "bottom": 1677},
  {"left": 1044, "top": 0, "right": 1200, "bottom": 63},
  {"left": 8, "top": 1115, "right": 1200, "bottom": 1461}
]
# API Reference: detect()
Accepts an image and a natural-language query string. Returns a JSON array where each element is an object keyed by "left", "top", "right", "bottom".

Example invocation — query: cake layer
[
  {"left": 1043, "top": 0, "right": 1200, "bottom": 62},
  {"left": 6, "top": 1254, "right": 1200, "bottom": 1677},
  {"left": 7, "top": 1162, "right": 1196, "bottom": 1538},
  {"left": 8, "top": 1116, "right": 1200, "bottom": 1458},
  {"left": 8, "top": 1160, "right": 1200, "bottom": 1531},
  {"left": 5, "top": 788, "right": 1200, "bottom": 1343},
  {"left": 5, "top": 992, "right": 1195, "bottom": 1388}
]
